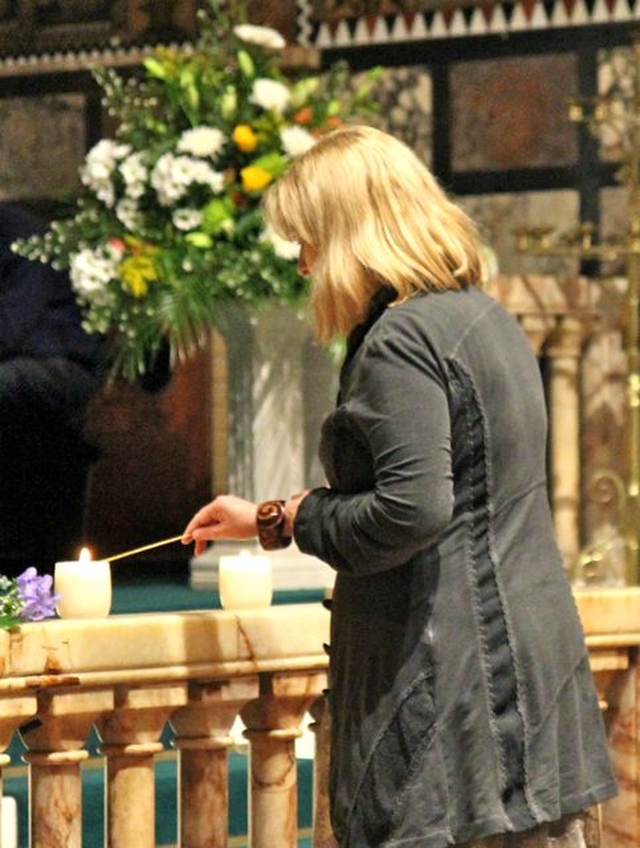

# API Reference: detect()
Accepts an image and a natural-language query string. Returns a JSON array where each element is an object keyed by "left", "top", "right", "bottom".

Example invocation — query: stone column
[
  {"left": 96, "top": 683, "right": 187, "bottom": 848},
  {"left": 241, "top": 672, "right": 326, "bottom": 848},
  {"left": 19, "top": 689, "right": 113, "bottom": 848},
  {"left": 0, "top": 693, "right": 38, "bottom": 803},
  {"left": 170, "top": 678, "right": 259, "bottom": 848},
  {"left": 517, "top": 313, "right": 555, "bottom": 356},
  {"left": 24, "top": 749, "right": 88, "bottom": 848},
  {"left": 1, "top": 694, "right": 38, "bottom": 844},
  {"left": 546, "top": 314, "right": 590, "bottom": 570},
  {"left": 599, "top": 660, "right": 640, "bottom": 848},
  {"left": 308, "top": 696, "right": 337, "bottom": 848},
  {"left": 0, "top": 752, "right": 8, "bottom": 833}
]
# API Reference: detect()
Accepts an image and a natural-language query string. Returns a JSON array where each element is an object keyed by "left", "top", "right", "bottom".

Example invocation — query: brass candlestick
[{"left": 515, "top": 36, "right": 640, "bottom": 584}]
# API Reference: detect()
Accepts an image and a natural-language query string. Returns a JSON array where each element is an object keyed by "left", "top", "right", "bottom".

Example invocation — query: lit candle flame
[{"left": 79, "top": 547, "right": 92, "bottom": 563}]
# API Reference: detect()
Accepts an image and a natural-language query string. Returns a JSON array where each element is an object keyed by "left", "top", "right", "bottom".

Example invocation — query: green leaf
[
  {"left": 202, "top": 198, "right": 235, "bottom": 234},
  {"left": 143, "top": 58, "right": 167, "bottom": 80},
  {"left": 237, "top": 49, "right": 255, "bottom": 78},
  {"left": 185, "top": 232, "right": 213, "bottom": 248},
  {"left": 251, "top": 150, "right": 288, "bottom": 177}
]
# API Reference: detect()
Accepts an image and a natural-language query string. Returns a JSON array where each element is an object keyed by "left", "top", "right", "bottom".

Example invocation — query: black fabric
[
  {"left": 294, "top": 286, "right": 617, "bottom": 847},
  {"left": 0, "top": 204, "right": 105, "bottom": 572}
]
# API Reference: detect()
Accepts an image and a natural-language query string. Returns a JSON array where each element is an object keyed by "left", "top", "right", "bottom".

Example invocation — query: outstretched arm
[{"left": 182, "top": 495, "right": 259, "bottom": 556}]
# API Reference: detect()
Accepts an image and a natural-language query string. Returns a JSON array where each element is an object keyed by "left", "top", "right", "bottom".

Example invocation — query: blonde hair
[{"left": 263, "top": 125, "right": 485, "bottom": 341}]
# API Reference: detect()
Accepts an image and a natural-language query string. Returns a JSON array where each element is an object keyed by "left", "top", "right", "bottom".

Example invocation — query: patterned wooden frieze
[{"left": 298, "top": 0, "right": 638, "bottom": 46}]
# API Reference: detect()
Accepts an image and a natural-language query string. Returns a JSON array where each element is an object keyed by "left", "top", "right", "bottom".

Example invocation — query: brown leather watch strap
[{"left": 256, "top": 500, "right": 292, "bottom": 551}]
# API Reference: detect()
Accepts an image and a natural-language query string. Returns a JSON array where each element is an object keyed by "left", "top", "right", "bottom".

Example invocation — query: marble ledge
[
  {"left": 0, "top": 604, "right": 331, "bottom": 683},
  {"left": 0, "top": 588, "right": 637, "bottom": 685},
  {"left": 573, "top": 586, "right": 640, "bottom": 640}
]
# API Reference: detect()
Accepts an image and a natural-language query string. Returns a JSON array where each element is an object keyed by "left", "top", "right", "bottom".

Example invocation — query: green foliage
[{"left": 13, "top": 0, "right": 379, "bottom": 382}]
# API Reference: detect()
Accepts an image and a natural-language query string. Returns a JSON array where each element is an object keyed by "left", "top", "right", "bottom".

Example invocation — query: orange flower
[
  {"left": 294, "top": 106, "right": 314, "bottom": 125},
  {"left": 108, "top": 237, "right": 126, "bottom": 254}
]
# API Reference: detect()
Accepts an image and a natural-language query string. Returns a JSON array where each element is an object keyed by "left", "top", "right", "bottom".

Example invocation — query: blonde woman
[{"left": 183, "top": 126, "right": 616, "bottom": 847}]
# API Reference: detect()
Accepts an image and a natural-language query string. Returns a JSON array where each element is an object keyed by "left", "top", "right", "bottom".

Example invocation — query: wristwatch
[{"left": 256, "top": 500, "right": 292, "bottom": 551}]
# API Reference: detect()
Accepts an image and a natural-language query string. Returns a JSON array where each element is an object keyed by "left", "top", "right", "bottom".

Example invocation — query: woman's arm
[{"left": 294, "top": 327, "right": 454, "bottom": 575}]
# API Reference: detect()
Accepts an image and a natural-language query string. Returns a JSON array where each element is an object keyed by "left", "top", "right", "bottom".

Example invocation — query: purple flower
[{"left": 16, "top": 567, "right": 59, "bottom": 621}]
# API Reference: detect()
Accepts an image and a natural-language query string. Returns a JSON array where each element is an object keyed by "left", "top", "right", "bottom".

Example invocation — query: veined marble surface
[
  {"left": 1, "top": 588, "right": 637, "bottom": 678},
  {"left": 0, "top": 604, "right": 331, "bottom": 680},
  {"left": 1, "top": 591, "right": 639, "bottom": 846},
  {"left": 573, "top": 586, "right": 640, "bottom": 638}
]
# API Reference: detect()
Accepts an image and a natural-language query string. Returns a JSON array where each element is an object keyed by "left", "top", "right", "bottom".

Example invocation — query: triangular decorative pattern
[{"left": 297, "top": 0, "right": 638, "bottom": 47}]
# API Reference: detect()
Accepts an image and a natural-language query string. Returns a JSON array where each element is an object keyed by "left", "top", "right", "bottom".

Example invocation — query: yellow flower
[
  {"left": 119, "top": 254, "right": 157, "bottom": 297},
  {"left": 240, "top": 165, "right": 273, "bottom": 193},
  {"left": 232, "top": 124, "right": 258, "bottom": 152}
]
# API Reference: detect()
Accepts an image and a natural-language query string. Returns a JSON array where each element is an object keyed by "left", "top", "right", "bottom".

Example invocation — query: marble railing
[
  {"left": 0, "top": 605, "right": 331, "bottom": 848},
  {"left": 1, "top": 593, "right": 640, "bottom": 848},
  {"left": 1, "top": 274, "right": 625, "bottom": 846}
]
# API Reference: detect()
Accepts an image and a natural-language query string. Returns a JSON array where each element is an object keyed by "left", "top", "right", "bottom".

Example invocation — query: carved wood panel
[{"left": 0, "top": 0, "right": 198, "bottom": 57}]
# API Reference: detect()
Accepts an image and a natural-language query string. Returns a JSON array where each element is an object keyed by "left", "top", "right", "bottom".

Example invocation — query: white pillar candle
[
  {"left": 218, "top": 549, "right": 273, "bottom": 610},
  {"left": 54, "top": 548, "right": 112, "bottom": 619}
]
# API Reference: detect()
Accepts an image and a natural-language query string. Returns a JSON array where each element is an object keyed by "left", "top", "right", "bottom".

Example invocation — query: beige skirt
[{"left": 459, "top": 810, "right": 600, "bottom": 848}]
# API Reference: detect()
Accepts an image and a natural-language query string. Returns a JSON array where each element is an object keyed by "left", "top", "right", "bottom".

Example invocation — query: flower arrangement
[
  {"left": 0, "top": 568, "right": 59, "bottom": 629},
  {"left": 14, "top": 0, "right": 379, "bottom": 381}
]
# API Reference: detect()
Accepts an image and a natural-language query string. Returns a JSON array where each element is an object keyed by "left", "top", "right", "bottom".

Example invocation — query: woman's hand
[{"left": 182, "top": 495, "right": 259, "bottom": 557}]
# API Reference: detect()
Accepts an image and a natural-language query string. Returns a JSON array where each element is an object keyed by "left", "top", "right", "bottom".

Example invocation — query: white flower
[
  {"left": 233, "top": 24, "right": 286, "bottom": 50},
  {"left": 81, "top": 139, "right": 131, "bottom": 208},
  {"left": 115, "top": 198, "right": 143, "bottom": 230},
  {"left": 177, "top": 126, "right": 226, "bottom": 159},
  {"left": 173, "top": 208, "right": 204, "bottom": 231},
  {"left": 69, "top": 247, "right": 119, "bottom": 302},
  {"left": 151, "top": 154, "right": 225, "bottom": 206},
  {"left": 280, "top": 125, "right": 316, "bottom": 157},
  {"left": 83, "top": 139, "right": 131, "bottom": 179},
  {"left": 260, "top": 225, "right": 300, "bottom": 261},
  {"left": 250, "top": 78, "right": 291, "bottom": 114},
  {"left": 120, "top": 152, "right": 148, "bottom": 199}
]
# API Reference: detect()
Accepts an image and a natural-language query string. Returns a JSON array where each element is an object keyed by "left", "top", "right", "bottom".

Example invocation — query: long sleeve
[{"left": 294, "top": 321, "right": 454, "bottom": 575}]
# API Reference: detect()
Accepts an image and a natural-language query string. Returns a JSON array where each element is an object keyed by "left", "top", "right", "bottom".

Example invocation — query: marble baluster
[
  {"left": 20, "top": 688, "right": 113, "bottom": 848},
  {"left": 241, "top": 671, "right": 326, "bottom": 848},
  {"left": 171, "top": 677, "right": 259, "bottom": 848},
  {"left": 308, "top": 695, "right": 337, "bottom": 848},
  {"left": 0, "top": 696, "right": 37, "bottom": 846},
  {"left": 599, "top": 661, "right": 639, "bottom": 848},
  {"left": 546, "top": 315, "right": 590, "bottom": 571},
  {"left": 0, "top": 752, "right": 8, "bottom": 842},
  {"left": 96, "top": 683, "right": 187, "bottom": 848}
]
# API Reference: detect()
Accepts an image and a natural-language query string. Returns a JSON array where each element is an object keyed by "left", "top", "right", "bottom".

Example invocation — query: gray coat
[{"left": 294, "top": 286, "right": 617, "bottom": 847}]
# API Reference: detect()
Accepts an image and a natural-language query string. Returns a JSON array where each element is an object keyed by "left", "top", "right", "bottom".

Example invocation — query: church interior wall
[{"left": 0, "top": 0, "right": 634, "bottom": 563}]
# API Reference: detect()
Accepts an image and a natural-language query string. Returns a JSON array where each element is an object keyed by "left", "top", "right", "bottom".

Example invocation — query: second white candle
[{"left": 218, "top": 549, "right": 273, "bottom": 610}]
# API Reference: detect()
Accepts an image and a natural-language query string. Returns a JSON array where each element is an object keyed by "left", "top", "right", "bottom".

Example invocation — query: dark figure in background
[{"left": 0, "top": 203, "right": 105, "bottom": 574}]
